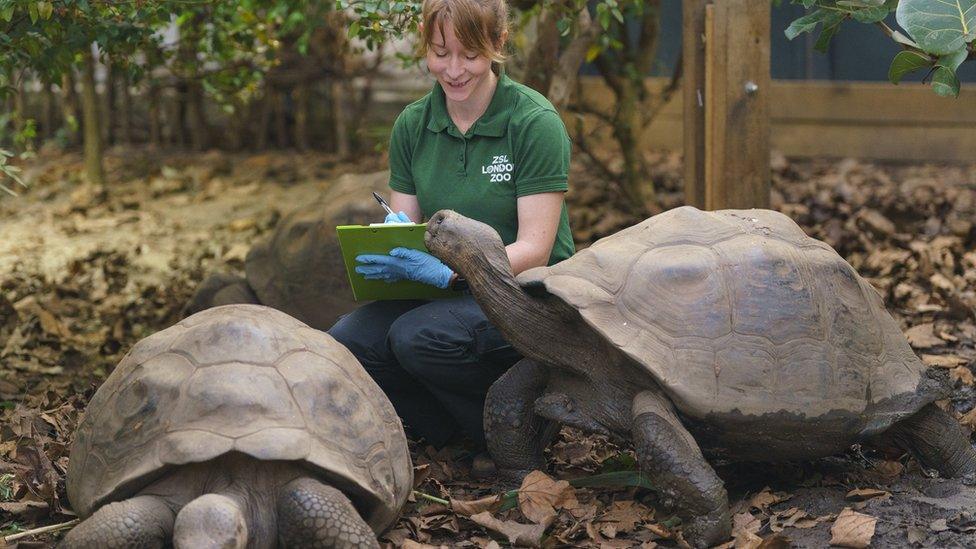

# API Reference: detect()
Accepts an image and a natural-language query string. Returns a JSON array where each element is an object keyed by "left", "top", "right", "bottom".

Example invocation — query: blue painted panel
[{"left": 582, "top": 1, "right": 975, "bottom": 82}]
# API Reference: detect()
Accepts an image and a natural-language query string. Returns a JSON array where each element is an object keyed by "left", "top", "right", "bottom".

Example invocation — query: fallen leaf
[
  {"left": 733, "top": 528, "right": 763, "bottom": 549},
  {"left": 905, "top": 323, "right": 943, "bottom": 349},
  {"left": 928, "top": 518, "right": 948, "bottom": 532},
  {"left": 402, "top": 541, "right": 448, "bottom": 549},
  {"left": 906, "top": 526, "right": 927, "bottom": 544},
  {"left": 748, "top": 487, "right": 791, "bottom": 511},
  {"left": 594, "top": 500, "right": 654, "bottom": 534},
  {"left": 517, "top": 470, "right": 578, "bottom": 525},
  {"left": 921, "top": 354, "right": 968, "bottom": 368},
  {"left": 469, "top": 511, "right": 547, "bottom": 547},
  {"left": 950, "top": 366, "right": 974, "bottom": 386},
  {"left": 845, "top": 488, "right": 891, "bottom": 502},
  {"left": 959, "top": 407, "right": 976, "bottom": 430},
  {"left": 451, "top": 494, "right": 502, "bottom": 517},
  {"left": 829, "top": 507, "right": 876, "bottom": 548},
  {"left": 733, "top": 512, "right": 762, "bottom": 536}
]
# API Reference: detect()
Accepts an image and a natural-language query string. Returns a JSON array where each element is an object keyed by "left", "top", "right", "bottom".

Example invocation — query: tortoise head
[{"left": 425, "top": 210, "right": 510, "bottom": 280}]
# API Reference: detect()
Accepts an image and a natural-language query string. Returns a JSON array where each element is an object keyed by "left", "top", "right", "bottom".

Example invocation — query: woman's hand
[
  {"left": 384, "top": 211, "right": 412, "bottom": 223},
  {"left": 355, "top": 247, "right": 454, "bottom": 289}
]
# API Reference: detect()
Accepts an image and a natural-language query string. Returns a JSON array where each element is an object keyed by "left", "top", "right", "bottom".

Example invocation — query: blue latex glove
[
  {"left": 355, "top": 247, "right": 453, "bottom": 288},
  {"left": 385, "top": 211, "right": 412, "bottom": 223}
]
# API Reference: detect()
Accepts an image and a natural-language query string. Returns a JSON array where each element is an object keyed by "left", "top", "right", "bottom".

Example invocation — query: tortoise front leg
[
  {"left": 60, "top": 495, "right": 175, "bottom": 549},
  {"left": 276, "top": 477, "right": 379, "bottom": 549},
  {"left": 631, "top": 390, "right": 731, "bottom": 549},
  {"left": 886, "top": 403, "right": 976, "bottom": 478},
  {"left": 484, "top": 358, "right": 559, "bottom": 483}
]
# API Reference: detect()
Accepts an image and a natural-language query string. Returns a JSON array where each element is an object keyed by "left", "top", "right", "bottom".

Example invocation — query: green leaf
[
  {"left": 37, "top": 1, "right": 52, "bottom": 19},
  {"left": 814, "top": 16, "right": 844, "bottom": 52},
  {"left": 348, "top": 20, "right": 360, "bottom": 38},
  {"left": 28, "top": 1, "right": 38, "bottom": 23},
  {"left": 851, "top": 6, "right": 889, "bottom": 23},
  {"left": 888, "top": 50, "right": 931, "bottom": 83},
  {"left": 0, "top": 5, "right": 14, "bottom": 21},
  {"left": 785, "top": 9, "right": 844, "bottom": 41},
  {"left": 937, "top": 47, "right": 969, "bottom": 73},
  {"left": 568, "top": 470, "right": 655, "bottom": 491},
  {"left": 896, "top": 0, "right": 976, "bottom": 55},
  {"left": 931, "top": 65, "right": 960, "bottom": 97}
]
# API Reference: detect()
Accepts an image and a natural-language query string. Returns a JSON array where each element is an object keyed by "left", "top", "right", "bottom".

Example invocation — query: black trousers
[{"left": 328, "top": 296, "right": 521, "bottom": 448}]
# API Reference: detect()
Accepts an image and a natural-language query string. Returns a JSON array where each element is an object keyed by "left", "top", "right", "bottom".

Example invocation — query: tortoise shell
[
  {"left": 67, "top": 304, "right": 412, "bottom": 533},
  {"left": 518, "top": 207, "right": 930, "bottom": 423},
  {"left": 245, "top": 171, "right": 388, "bottom": 330}
]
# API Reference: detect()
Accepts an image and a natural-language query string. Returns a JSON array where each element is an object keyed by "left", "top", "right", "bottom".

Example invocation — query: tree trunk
[
  {"left": 12, "top": 72, "right": 25, "bottom": 139},
  {"left": 548, "top": 5, "right": 601, "bottom": 111},
  {"left": 118, "top": 70, "right": 132, "bottom": 144},
  {"left": 186, "top": 80, "right": 209, "bottom": 150},
  {"left": 148, "top": 82, "right": 162, "bottom": 147},
  {"left": 60, "top": 71, "right": 80, "bottom": 147},
  {"left": 100, "top": 58, "right": 113, "bottom": 146},
  {"left": 173, "top": 82, "right": 187, "bottom": 147},
  {"left": 41, "top": 81, "right": 57, "bottom": 140},
  {"left": 273, "top": 89, "right": 288, "bottom": 149},
  {"left": 332, "top": 80, "right": 350, "bottom": 157},
  {"left": 256, "top": 86, "right": 273, "bottom": 150},
  {"left": 80, "top": 51, "right": 105, "bottom": 186},
  {"left": 293, "top": 84, "right": 309, "bottom": 151},
  {"left": 522, "top": 7, "right": 561, "bottom": 95}
]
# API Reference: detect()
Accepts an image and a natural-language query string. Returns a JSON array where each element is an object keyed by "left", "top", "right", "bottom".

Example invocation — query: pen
[{"left": 372, "top": 191, "right": 396, "bottom": 217}]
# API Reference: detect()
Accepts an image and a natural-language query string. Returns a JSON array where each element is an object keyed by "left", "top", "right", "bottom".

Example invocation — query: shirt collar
[{"left": 426, "top": 73, "right": 514, "bottom": 138}]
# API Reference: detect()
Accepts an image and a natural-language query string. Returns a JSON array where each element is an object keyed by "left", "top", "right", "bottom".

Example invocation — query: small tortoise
[
  {"left": 63, "top": 304, "right": 412, "bottom": 548},
  {"left": 425, "top": 206, "right": 976, "bottom": 548},
  {"left": 183, "top": 171, "right": 389, "bottom": 330}
]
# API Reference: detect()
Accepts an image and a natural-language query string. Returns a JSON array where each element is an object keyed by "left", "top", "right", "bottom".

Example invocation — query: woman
[{"left": 329, "top": 0, "right": 574, "bottom": 451}]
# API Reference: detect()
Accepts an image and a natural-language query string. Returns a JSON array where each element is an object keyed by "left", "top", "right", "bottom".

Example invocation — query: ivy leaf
[
  {"left": 887, "top": 50, "right": 931, "bottom": 84},
  {"left": 896, "top": 0, "right": 976, "bottom": 55}
]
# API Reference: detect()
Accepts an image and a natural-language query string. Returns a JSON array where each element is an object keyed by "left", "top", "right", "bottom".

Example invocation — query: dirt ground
[{"left": 0, "top": 147, "right": 974, "bottom": 548}]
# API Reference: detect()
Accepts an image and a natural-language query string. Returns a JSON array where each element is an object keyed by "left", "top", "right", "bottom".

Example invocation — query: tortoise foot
[
  {"left": 277, "top": 477, "right": 379, "bottom": 549},
  {"left": 632, "top": 390, "right": 731, "bottom": 549},
  {"left": 61, "top": 495, "right": 174, "bottom": 549}
]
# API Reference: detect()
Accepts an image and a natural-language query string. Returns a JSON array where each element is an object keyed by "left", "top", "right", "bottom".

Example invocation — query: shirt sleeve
[
  {"left": 512, "top": 110, "right": 571, "bottom": 197},
  {"left": 388, "top": 110, "right": 416, "bottom": 194}
]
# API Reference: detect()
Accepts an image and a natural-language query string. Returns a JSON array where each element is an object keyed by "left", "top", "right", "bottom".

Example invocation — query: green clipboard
[{"left": 336, "top": 224, "right": 462, "bottom": 301}]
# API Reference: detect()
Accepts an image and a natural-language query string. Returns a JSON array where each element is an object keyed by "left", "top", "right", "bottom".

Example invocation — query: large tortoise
[
  {"left": 183, "top": 171, "right": 389, "bottom": 330},
  {"left": 424, "top": 206, "right": 976, "bottom": 548},
  {"left": 62, "top": 304, "right": 412, "bottom": 548}
]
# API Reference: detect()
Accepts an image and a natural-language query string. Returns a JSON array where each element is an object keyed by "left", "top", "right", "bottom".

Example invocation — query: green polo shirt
[{"left": 388, "top": 74, "right": 575, "bottom": 265}]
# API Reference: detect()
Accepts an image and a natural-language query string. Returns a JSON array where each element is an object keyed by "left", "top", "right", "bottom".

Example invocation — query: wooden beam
[
  {"left": 573, "top": 78, "right": 976, "bottom": 162},
  {"left": 703, "top": 0, "right": 771, "bottom": 210},
  {"left": 682, "top": 0, "right": 708, "bottom": 209}
]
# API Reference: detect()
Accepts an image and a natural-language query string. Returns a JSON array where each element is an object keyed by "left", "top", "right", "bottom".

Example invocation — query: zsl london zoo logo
[{"left": 482, "top": 155, "right": 514, "bottom": 183}]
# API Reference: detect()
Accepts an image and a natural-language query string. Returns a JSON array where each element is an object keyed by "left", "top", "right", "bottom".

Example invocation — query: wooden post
[
  {"left": 683, "top": 0, "right": 770, "bottom": 210},
  {"left": 682, "top": 0, "right": 708, "bottom": 209}
]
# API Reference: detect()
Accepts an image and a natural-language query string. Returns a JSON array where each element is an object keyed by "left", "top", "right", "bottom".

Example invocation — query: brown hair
[{"left": 419, "top": 0, "right": 509, "bottom": 64}]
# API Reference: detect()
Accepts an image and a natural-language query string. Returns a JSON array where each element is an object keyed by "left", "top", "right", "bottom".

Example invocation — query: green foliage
[
  {"left": 0, "top": 149, "right": 26, "bottom": 196},
  {"left": 338, "top": 0, "right": 635, "bottom": 60},
  {"left": 0, "top": 473, "right": 15, "bottom": 500},
  {"left": 785, "top": 0, "right": 975, "bottom": 97}
]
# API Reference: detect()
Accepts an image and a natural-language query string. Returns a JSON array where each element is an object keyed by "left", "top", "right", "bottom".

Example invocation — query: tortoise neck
[{"left": 458, "top": 252, "right": 609, "bottom": 376}]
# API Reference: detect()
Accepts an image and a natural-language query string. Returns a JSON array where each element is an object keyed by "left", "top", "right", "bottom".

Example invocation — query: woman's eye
[
  {"left": 434, "top": 51, "right": 448, "bottom": 58},
  {"left": 464, "top": 54, "right": 479, "bottom": 61}
]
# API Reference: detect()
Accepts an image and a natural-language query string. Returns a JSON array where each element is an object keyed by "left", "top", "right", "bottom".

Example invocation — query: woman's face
[{"left": 425, "top": 19, "right": 494, "bottom": 105}]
